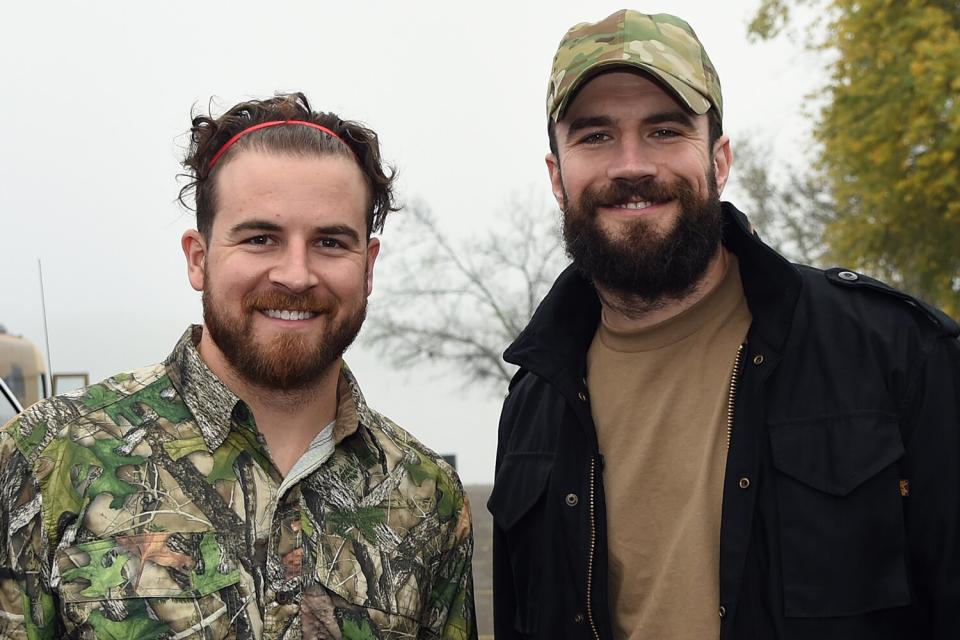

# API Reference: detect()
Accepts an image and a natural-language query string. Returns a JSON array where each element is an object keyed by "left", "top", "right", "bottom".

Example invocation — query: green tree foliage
[{"left": 750, "top": 0, "right": 960, "bottom": 317}]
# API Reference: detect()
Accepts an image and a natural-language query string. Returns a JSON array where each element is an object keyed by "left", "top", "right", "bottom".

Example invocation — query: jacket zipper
[
  {"left": 582, "top": 346, "right": 744, "bottom": 637},
  {"left": 727, "top": 344, "right": 746, "bottom": 449},
  {"left": 586, "top": 455, "right": 601, "bottom": 640}
]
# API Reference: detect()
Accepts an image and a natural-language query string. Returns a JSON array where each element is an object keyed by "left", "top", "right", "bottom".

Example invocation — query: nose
[
  {"left": 606, "top": 136, "right": 658, "bottom": 182},
  {"left": 268, "top": 244, "right": 318, "bottom": 293}
]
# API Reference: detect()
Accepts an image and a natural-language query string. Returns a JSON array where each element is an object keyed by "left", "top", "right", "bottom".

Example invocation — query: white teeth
[
  {"left": 264, "top": 309, "right": 316, "bottom": 321},
  {"left": 617, "top": 201, "right": 653, "bottom": 210}
]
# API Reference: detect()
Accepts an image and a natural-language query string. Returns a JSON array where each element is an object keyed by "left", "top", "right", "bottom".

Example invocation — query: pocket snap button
[{"left": 565, "top": 493, "right": 579, "bottom": 507}]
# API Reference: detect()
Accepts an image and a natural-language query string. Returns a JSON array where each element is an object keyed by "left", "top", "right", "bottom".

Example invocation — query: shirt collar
[
  {"left": 332, "top": 361, "right": 374, "bottom": 444},
  {"left": 164, "top": 325, "right": 240, "bottom": 451},
  {"left": 164, "top": 325, "right": 374, "bottom": 450}
]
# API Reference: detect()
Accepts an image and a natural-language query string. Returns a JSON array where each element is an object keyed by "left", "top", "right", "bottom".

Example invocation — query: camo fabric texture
[
  {"left": 0, "top": 326, "right": 476, "bottom": 639},
  {"left": 546, "top": 9, "right": 723, "bottom": 122}
]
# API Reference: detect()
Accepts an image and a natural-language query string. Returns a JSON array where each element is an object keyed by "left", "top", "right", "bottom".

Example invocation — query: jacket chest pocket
[
  {"left": 768, "top": 412, "right": 910, "bottom": 617},
  {"left": 487, "top": 452, "right": 554, "bottom": 636}
]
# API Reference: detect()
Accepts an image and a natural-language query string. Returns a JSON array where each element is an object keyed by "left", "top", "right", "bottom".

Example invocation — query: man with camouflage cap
[
  {"left": 489, "top": 10, "right": 960, "bottom": 640},
  {"left": 0, "top": 93, "right": 477, "bottom": 639}
]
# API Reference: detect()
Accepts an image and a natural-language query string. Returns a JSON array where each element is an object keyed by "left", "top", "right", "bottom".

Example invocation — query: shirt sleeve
[
  {"left": 0, "top": 421, "right": 58, "bottom": 639},
  {"left": 420, "top": 485, "right": 478, "bottom": 640}
]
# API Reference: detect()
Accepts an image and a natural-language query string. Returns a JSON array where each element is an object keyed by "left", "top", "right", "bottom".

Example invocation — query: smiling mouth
[
  {"left": 261, "top": 309, "right": 318, "bottom": 321},
  {"left": 611, "top": 201, "right": 655, "bottom": 210}
]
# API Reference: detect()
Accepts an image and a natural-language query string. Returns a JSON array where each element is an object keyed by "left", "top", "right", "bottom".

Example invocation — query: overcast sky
[{"left": 0, "top": 1, "right": 821, "bottom": 483}]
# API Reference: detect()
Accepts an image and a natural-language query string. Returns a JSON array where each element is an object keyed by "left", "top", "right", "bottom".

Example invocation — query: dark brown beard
[
  {"left": 561, "top": 170, "right": 723, "bottom": 303},
  {"left": 202, "top": 287, "right": 366, "bottom": 392}
]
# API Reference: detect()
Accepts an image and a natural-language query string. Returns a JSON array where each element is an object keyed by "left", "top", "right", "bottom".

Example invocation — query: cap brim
[{"left": 554, "top": 60, "right": 711, "bottom": 121}]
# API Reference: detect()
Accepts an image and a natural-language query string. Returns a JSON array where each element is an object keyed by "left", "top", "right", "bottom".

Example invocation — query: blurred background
[{"left": 2, "top": 1, "right": 958, "bottom": 634}]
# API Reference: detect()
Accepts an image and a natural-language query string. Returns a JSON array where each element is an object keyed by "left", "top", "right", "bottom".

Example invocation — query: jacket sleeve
[
  {"left": 0, "top": 422, "right": 58, "bottom": 639},
  {"left": 902, "top": 334, "right": 960, "bottom": 638},
  {"left": 491, "top": 391, "right": 521, "bottom": 640},
  {"left": 492, "top": 511, "right": 520, "bottom": 640}
]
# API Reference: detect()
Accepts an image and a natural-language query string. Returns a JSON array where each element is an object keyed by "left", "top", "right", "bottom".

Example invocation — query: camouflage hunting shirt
[{"left": 0, "top": 327, "right": 476, "bottom": 639}]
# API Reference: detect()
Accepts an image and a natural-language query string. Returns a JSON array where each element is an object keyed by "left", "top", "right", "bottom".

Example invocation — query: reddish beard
[{"left": 202, "top": 288, "right": 366, "bottom": 391}]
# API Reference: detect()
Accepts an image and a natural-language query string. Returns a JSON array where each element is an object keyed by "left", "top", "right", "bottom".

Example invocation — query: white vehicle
[
  {"left": 0, "top": 375, "right": 22, "bottom": 425},
  {"left": 0, "top": 325, "right": 88, "bottom": 416},
  {"left": 0, "top": 325, "right": 47, "bottom": 409}
]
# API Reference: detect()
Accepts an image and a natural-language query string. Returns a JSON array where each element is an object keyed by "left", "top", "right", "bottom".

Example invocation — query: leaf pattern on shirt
[{"left": 0, "top": 327, "right": 476, "bottom": 640}]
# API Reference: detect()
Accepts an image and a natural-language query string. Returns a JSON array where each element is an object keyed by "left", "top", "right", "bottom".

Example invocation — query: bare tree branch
[
  {"left": 363, "top": 192, "right": 565, "bottom": 394},
  {"left": 730, "top": 138, "right": 835, "bottom": 266}
]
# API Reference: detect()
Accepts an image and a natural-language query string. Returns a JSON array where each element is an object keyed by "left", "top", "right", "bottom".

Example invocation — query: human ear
[
  {"left": 713, "top": 135, "right": 732, "bottom": 195},
  {"left": 546, "top": 153, "right": 565, "bottom": 210},
  {"left": 364, "top": 237, "right": 380, "bottom": 296},
  {"left": 181, "top": 229, "right": 207, "bottom": 292}
]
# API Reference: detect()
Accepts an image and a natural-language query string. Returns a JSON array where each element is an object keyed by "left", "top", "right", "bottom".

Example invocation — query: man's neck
[
  {"left": 196, "top": 328, "right": 339, "bottom": 476},
  {"left": 596, "top": 247, "right": 730, "bottom": 333}
]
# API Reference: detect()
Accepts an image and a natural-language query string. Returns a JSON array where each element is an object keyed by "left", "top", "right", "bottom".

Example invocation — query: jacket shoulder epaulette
[{"left": 823, "top": 267, "right": 959, "bottom": 337}]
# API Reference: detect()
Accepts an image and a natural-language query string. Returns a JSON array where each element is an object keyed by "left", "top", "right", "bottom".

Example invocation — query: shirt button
[
  {"left": 565, "top": 493, "right": 579, "bottom": 507},
  {"left": 739, "top": 477, "right": 751, "bottom": 489},
  {"left": 574, "top": 612, "right": 585, "bottom": 624},
  {"left": 578, "top": 391, "right": 588, "bottom": 402},
  {"left": 752, "top": 354, "right": 765, "bottom": 365},
  {"left": 719, "top": 605, "right": 727, "bottom": 618}
]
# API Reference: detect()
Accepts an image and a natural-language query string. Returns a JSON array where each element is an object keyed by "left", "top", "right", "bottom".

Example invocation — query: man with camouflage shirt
[
  {"left": 490, "top": 9, "right": 960, "bottom": 640},
  {"left": 0, "top": 93, "right": 476, "bottom": 639}
]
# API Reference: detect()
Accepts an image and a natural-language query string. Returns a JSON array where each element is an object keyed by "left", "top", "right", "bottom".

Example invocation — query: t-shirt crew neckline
[{"left": 598, "top": 251, "right": 743, "bottom": 353}]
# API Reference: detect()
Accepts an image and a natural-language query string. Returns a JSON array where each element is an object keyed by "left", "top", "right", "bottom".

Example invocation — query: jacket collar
[{"left": 504, "top": 202, "right": 802, "bottom": 379}]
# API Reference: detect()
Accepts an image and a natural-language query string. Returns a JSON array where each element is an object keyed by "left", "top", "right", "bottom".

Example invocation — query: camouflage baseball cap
[{"left": 547, "top": 10, "right": 723, "bottom": 123}]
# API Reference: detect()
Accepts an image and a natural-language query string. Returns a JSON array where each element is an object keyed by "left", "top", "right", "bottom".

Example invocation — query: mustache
[
  {"left": 243, "top": 291, "right": 329, "bottom": 313},
  {"left": 588, "top": 179, "right": 683, "bottom": 207}
]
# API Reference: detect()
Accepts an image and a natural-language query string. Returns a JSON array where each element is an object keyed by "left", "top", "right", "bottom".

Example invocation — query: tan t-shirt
[{"left": 586, "top": 252, "right": 751, "bottom": 640}]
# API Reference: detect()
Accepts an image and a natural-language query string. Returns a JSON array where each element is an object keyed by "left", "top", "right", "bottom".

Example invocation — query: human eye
[
  {"left": 317, "top": 237, "right": 344, "bottom": 249},
  {"left": 651, "top": 127, "right": 680, "bottom": 138},
  {"left": 245, "top": 234, "right": 274, "bottom": 246},
  {"left": 578, "top": 131, "right": 611, "bottom": 145}
]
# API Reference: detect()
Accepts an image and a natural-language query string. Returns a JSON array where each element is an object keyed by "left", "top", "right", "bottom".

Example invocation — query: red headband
[{"left": 207, "top": 120, "right": 352, "bottom": 171}]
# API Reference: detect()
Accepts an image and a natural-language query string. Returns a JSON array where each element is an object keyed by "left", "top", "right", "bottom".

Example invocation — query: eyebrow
[
  {"left": 315, "top": 224, "right": 361, "bottom": 244},
  {"left": 565, "top": 110, "right": 697, "bottom": 137},
  {"left": 642, "top": 110, "right": 697, "bottom": 129},
  {"left": 566, "top": 115, "right": 615, "bottom": 137},
  {"left": 228, "top": 220, "right": 361, "bottom": 244},
  {"left": 229, "top": 220, "right": 283, "bottom": 235}
]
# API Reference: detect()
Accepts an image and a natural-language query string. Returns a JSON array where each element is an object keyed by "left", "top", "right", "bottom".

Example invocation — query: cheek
[
  {"left": 206, "top": 257, "right": 264, "bottom": 296},
  {"left": 557, "top": 159, "right": 595, "bottom": 200}
]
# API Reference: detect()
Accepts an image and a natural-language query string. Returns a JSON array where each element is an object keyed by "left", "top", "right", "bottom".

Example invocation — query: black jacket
[{"left": 488, "top": 203, "right": 960, "bottom": 640}]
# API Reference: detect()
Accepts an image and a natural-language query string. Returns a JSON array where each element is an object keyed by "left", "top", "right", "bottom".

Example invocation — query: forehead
[
  {"left": 561, "top": 70, "right": 688, "bottom": 122},
  {"left": 212, "top": 150, "right": 369, "bottom": 225}
]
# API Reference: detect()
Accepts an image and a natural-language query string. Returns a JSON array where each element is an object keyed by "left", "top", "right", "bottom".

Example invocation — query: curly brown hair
[{"left": 179, "top": 92, "right": 398, "bottom": 238}]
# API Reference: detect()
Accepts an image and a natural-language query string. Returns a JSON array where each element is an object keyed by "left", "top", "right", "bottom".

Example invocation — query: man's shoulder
[
  {"left": 796, "top": 264, "right": 959, "bottom": 339},
  {"left": 368, "top": 410, "right": 464, "bottom": 492},
  {"left": 1, "top": 362, "right": 170, "bottom": 464},
  {"left": 349, "top": 409, "right": 470, "bottom": 525}
]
